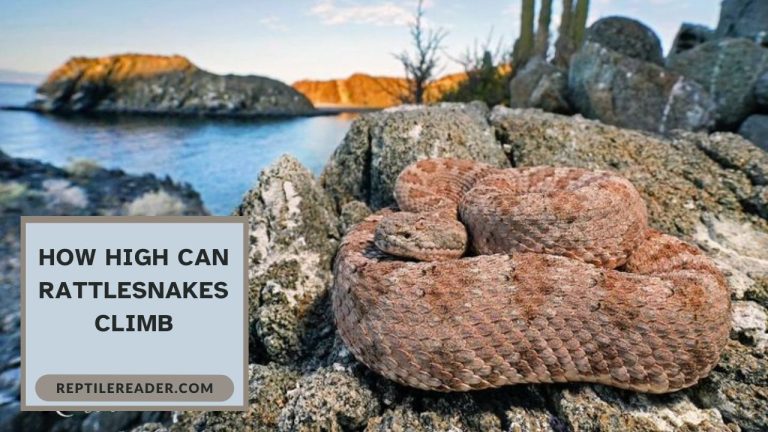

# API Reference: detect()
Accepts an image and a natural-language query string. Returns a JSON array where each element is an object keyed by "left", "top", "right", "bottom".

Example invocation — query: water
[{"left": 0, "top": 83, "right": 354, "bottom": 214}]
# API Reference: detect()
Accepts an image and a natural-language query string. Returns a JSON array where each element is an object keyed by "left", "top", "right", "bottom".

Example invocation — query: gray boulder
[
  {"left": 716, "top": 0, "right": 768, "bottom": 46},
  {"left": 320, "top": 102, "right": 509, "bottom": 210},
  {"left": 739, "top": 114, "right": 768, "bottom": 152},
  {"left": 569, "top": 42, "right": 715, "bottom": 134},
  {"left": 667, "top": 38, "right": 768, "bottom": 128},
  {"left": 756, "top": 70, "right": 768, "bottom": 108},
  {"left": 668, "top": 23, "right": 715, "bottom": 59},
  {"left": 585, "top": 16, "right": 664, "bottom": 65},
  {"left": 508, "top": 57, "right": 571, "bottom": 113}
]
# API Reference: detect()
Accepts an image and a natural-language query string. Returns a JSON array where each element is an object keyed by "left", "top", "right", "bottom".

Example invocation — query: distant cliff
[
  {"left": 31, "top": 54, "right": 315, "bottom": 116},
  {"left": 293, "top": 71, "right": 470, "bottom": 108}
]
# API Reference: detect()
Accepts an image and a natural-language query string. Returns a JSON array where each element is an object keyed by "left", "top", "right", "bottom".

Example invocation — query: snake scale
[{"left": 332, "top": 158, "right": 731, "bottom": 393}]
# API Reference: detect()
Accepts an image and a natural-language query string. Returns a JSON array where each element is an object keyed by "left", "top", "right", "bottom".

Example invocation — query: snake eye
[{"left": 402, "top": 232, "right": 412, "bottom": 239}]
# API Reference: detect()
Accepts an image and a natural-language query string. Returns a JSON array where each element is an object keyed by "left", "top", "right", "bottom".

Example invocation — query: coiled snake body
[{"left": 332, "top": 158, "right": 730, "bottom": 393}]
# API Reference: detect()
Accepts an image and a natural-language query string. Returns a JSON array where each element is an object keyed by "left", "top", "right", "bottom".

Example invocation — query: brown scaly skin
[{"left": 332, "top": 158, "right": 731, "bottom": 393}]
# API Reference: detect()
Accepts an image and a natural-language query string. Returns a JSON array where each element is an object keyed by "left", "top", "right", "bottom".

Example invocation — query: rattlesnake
[{"left": 332, "top": 158, "right": 731, "bottom": 393}]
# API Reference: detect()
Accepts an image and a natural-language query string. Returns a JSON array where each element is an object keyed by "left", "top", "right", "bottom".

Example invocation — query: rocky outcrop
[
  {"left": 667, "top": 38, "right": 768, "bottom": 129},
  {"left": 738, "top": 114, "right": 768, "bottom": 152},
  {"left": 31, "top": 54, "right": 315, "bottom": 116},
  {"left": 568, "top": 42, "right": 716, "bottom": 134},
  {"left": 508, "top": 57, "right": 571, "bottom": 113},
  {"left": 234, "top": 156, "right": 340, "bottom": 363},
  {"left": 292, "top": 69, "right": 511, "bottom": 108},
  {"left": 137, "top": 104, "right": 768, "bottom": 432},
  {"left": 585, "top": 16, "right": 664, "bottom": 65},
  {"left": 491, "top": 107, "right": 767, "bottom": 236},
  {"left": 293, "top": 73, "right": 408, "bottom": 108},
  {"left": 0, "top": 150, "right": 206, "bottom": 432},
  {"left": 715, "top": 0, "right": 768, "bottom": 46},
  {"left": 668, "top": 23, "right": 715, "bottom": 59},
  {"left": 319, "top": 102, "right": 509, "bottom": 210}
]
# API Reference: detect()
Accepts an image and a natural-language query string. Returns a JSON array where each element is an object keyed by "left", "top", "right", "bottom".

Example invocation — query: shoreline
[{"left": 0, "top": 104, "right": 381, "bottom": 119}]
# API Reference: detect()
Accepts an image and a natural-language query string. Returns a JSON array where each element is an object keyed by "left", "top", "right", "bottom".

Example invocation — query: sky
[{"left": 0, "top": 0, "right": 722, "bottom": 84}]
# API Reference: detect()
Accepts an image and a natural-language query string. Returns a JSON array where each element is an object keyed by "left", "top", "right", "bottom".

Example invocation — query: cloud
[
  {"left": 310, "top": 0, "right": 416, "bottom": 26},
  {"left": 259, "top": 16, "right": 288, "bottom": 32}
]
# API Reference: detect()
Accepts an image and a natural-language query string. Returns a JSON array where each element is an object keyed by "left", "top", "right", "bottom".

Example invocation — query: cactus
[
  {"left": 535, "top": 0, "right": 553, "bottom": 58},
  {"left": 571, "top": 0, "right": 590, "bottom": 46},
  {"left": 554, "top": 0, "right": 590, "bottom": 67},
  {"left": 512, "top": 0, "right": 536, "bottom": 71}
]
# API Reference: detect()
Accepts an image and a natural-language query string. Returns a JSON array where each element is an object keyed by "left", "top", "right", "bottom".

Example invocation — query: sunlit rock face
[{"left": 32, "top": 54, "right": 315, "bottom": 116}]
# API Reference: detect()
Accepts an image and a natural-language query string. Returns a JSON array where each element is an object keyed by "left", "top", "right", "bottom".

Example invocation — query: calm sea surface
[{"left": 0, "top": 83, "right": 353, "bottom": 214}]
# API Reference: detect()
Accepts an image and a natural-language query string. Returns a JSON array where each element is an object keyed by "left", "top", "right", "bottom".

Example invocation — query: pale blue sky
[{"left": 0, "top": 0, "right": 721, "bottom": 83}]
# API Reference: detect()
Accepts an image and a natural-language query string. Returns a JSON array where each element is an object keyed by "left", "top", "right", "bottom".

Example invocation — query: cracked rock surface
[{"left": 138, "top": 104, "right": 767, "bottom": 432}]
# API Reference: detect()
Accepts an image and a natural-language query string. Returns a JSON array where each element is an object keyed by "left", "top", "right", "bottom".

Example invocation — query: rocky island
[{"left": 27, "top": 54, "right": 315, "bottom": 117}]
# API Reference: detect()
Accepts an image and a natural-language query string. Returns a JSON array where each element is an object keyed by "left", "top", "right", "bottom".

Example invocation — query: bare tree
[
  {"left": 442, "top": 31, "right": 510, "bottom": 106},
  {"left": 394, "top": 0, "right": 447, "bottom": 104},
  {"left": 451, "top": 30, "right": 508, "bottom": 74}
]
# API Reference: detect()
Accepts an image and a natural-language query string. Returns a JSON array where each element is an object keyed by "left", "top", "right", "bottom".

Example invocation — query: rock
[
  {"left": 667, "top": 38, "right": 768, "bottom": 129},
  {"left": 339, "top": 200, "right": 372, "bottom": 234},
  {"left": 320, "top": 102, "right": 509, "bottom": 210},
  {"left": 0, "top": 150, "right": 206, "bottom": 432},
  {"left": 235, "top": 155, "right": 340, "bottom": 363},
  {"left": 716, "top": 0, "right": 768, "bottom": 46},
  {"left": 172, "top": 363, "right": 300, "bottom": 431},
  {"left": 367, "top": 393, "right": 504, "bottom": 431},
  {"left": 147, "top": 105, "right": 768, "bottom": 431},
  {"left": 491, "top": 107, "right": 768, "bottom": 431},
  {"left": 277, "top": 368, "right": 380, "bottom": 432},
  {"left": 688, "top": 131, "right": 768, "bottom": 186},
  {"left": 738, "top": 114, "right": 768, "bottom": 152},
  {"left": 754, "top": 186, "right": 768, "bottom": 220},
  {"left": 756, "top": 70, "right": 768, "bottom": 107},
  {"left": 292, "top": 71, "right": 480, "bottom": 109},
  {"left": 508, "top": 57, "right": 571, "bottom": 113},
  {"left": 130, "top": 423, "right": 169, "bottom": 432},
  {"left": 668, "top": 23, "right": 715, "bottom": 59},
  {"left": 730, "top": 301, "right": 768, "bottom": 349},
  {"left": 31, "top": 54, "right": 315, "bottom": 116},
  {"left": 690, "top": 340, "right": 768, "bottom": 432},
  {"left": 693, "top": 214, "right": 768, "bottom": 307},
  {"left": 81, "top": 412, "right": 142, "bottom": 432},
  {"left": 0, "top": 403, "right": 54, "bottom": 432},
  {"left": 491, "top": 107, "right": 767, "bottom": 236},
  {"left": 553, "top": 386, "right": 729, "bottom": 431},
  {"left": 585, "top": 16, "right": 664, "bottom": 65},
  {"left": 568, "top": 42, "right": 715, "bottom": 134}
]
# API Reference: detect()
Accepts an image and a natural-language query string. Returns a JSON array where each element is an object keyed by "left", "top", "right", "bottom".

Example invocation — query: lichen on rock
[
  {"left": 132, "top": 104, "right": 768, "bottom": 432},
  {"left": 235, "top": 155, "right": 340, "bottom": 363},
  {"left": 320, "top": 102, "right": 509, "bottom": 211}
]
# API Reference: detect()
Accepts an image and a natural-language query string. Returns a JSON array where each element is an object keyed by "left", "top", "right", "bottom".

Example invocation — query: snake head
[{"left": 374, "top": 212, "right": 467, "bottom": 261}]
